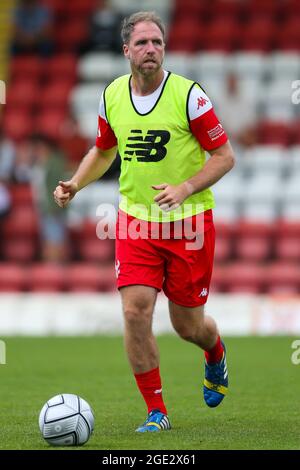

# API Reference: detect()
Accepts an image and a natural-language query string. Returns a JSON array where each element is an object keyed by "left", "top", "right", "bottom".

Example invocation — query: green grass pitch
[{"left": 0, "top": 336, "right": 299, "bottom": 450}]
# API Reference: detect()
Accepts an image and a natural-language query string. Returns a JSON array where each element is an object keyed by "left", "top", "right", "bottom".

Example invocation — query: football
[{"left": 39, "top": 393, "right": 94, "bottom": 446}]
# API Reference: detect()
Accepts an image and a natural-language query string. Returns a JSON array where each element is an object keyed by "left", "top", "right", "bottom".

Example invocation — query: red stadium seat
[
  {"left": 168, "top": 20, "right": 205, "bottom": 53},
  {"left": 235, "top": 236, "right": 271, "bottom": 261},
  {"left": 214, "top": 236, "right": 232, "bottom": 263},
  {"left": 284, "top": 0, "right": 300, "bottom": 16},
  {"left": 259, "top": 121, "right": 290, "bottom": 146},
  {"left": 80, "top": 220, "right": 98, "bottom": 238},
  {"left": 204, "top": 20, "right": 240, "bottom": 52},
  {"left": 173, "top": 0, "right": 208, "bottom": 22},
  {"left": 55, "top": 20, "right": 88, "bottom": 51},
  {"left": 227, "top": 284, "right": 264, "bottom": 294},
  {"left": 38, "top": 80, "right": 73, "bottom": 111},
  {"left": 234, "top": 221, "right": 274, "bottom": 238},
  {"left": 66, "top": 263, "right": 116, "bottom": 292},
  {"left": 277, "top": 221, "right": 300, "bottom": 238},
  {"left": 60, "top": 133, "right": 89, "bottom": 167},
  {"left": 0, "top": 264, "right": 27, "bottom": 292},
  {"left": 265, "top": 262, "right": 300, "bottom": 292},
  {"left": 274, "top": 237, "right": 300, "bottom": 261},
  {"left": 45, "top": 0, "right": 97, "bottom": 19},
  {"left": 45, "top": 55, "right": 78, "bottom": 83},
  {"left": 239, "top": 18, "right": 276, "bottom": 52},
  {"left": 98, "top": 264, "right": 117, "bottom": 292},
  {"left": 289, "top": 120, "right": 300, "bottom": 145},
  {"left": 78, "top": 238, "right": 114, "bottom": 263},
  {"left": 2, "top": 239, "right": 37, "bottom": 263},
  {"left": 3, "top": 110, "right": 34, "bottom": 141},
  {"left": 6, "top": 80, "right": 40, "bottom": 111},
  {"left": 67, "top": 263, "right": 103, "bottom": 292},
  {"left": 35, "top": 109, "right": 67, "bottom": 140},
  {"left": 2, "top": 206, "right": 39, "bottom": 238},
  {"left": 43, "top": 0, "right": 67, "bottom": 17},
  {"left": 210, "top": 264, "right": 227, "bottom": 292},
  {"left": 27, "top": 263, "right": 66, "bottom": 291},
  {"left": 79, "top": 219, "right": 113, "bottom": 241},
  {"left": 276, "top": 36, "right": 300, "bottom": 52},
  {"left": 276, "top": 18, "right": 300, "bottom": 51},
  {"left": 223, "top": 262, "right": 266, "bottom": 293},
  {"left": 64, "top": 0, "right": 97, "bottom": 18},
  {"left": 214, "top": 221, "right": 235, "bottom": 238},
  {"left": 9, "top": 184, "right": 33, "bottom": 207},
  {"left": 209, "top": 0, "right": 241, "bottom": 21},
  {"left": 9, "top": 56, "right": 42, "bottom": 81},
  {"left": 241, "top": 0, "right": 281, "bottom": 20},
  {"left": 70, "top": 220, "right": 113, "bottom": 259}
]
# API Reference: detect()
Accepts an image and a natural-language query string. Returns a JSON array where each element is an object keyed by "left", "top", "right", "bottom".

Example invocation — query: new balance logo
[
  {"left": 124, "top": 129, "right": 170, "bottom": 162},
  {"left": 197, "top": 97, "right": 208, "bottom": 109},
  {"left": 199, "top": 288, "right": 208, "bottom": 297}
]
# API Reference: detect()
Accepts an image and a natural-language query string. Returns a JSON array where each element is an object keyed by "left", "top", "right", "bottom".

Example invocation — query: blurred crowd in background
[{"left": 0, "top": 0, "right": 300, "bottom": 294}]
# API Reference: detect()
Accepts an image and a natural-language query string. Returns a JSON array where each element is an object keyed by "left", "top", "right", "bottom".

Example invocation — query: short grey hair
[{"left": 121, "top": 11, "right": 165, "bottom": 44}]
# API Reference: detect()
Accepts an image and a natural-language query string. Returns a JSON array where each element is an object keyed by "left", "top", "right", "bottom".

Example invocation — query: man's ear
[{"left": 123, "top": 44, "right": 129, "bottom": 59}]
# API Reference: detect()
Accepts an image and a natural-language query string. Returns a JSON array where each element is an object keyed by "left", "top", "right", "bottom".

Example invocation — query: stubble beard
[{"left": 136, "top": 58, "right": 163, "bottom": 77}]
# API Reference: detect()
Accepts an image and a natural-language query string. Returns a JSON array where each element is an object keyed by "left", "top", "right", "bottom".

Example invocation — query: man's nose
[{"left": 146, "top": 41, "right": 156, "bottom": 53}]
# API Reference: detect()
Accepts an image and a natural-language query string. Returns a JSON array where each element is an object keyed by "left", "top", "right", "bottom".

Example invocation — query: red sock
[
  {"left": 204, "top": 336, "right": 224, "bottom": 364},
  {"left": 134, "top": 367, "right": 167, "bottom": 415}
]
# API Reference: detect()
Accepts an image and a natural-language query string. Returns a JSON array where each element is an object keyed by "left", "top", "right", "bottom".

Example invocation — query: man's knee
[
  {"left": 121, "top": 286, "right": 156, "bottom": 326},
  {"left": 123, "top": 299, "right": 154, "bottom": 326},
  {"left": 169, "top": 302, "right": 206, "bottom": 344},
  {"left": 174, "top": 325, "right": 198, "bottom": 343},
  {"left": 173, "top": 318, "right": 206, "bottom": 344}
]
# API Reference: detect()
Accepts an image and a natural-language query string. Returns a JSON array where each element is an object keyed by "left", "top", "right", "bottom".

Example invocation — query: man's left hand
[{"left": 152, "top": 182, "right": 192, "bottom": 212}]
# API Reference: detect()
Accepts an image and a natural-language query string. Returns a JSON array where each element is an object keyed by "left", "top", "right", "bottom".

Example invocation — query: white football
[{"left": 39, "top": 394, "right": 94, "bottom": 446}]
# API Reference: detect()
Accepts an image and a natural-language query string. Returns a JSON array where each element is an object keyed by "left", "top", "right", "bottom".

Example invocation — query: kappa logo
[
  {"left": 124, "top": 129, "right": 170, "bottom": 162},
  {"left": 197, "top": 97, "right": 208, "bottom": 109},
  {"left": 115, "top": 259, "right": 120, "bottom": 278},
  {"left": 199, "top": 288, "right": 208, "bottom": 297}
]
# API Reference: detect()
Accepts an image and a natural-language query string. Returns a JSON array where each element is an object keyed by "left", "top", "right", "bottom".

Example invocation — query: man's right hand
[{"left": 53, "top": 180, "right": 79, "bottom": 208}]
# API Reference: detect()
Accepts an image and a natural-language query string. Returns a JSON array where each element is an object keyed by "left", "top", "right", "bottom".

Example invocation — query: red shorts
[{"left": 115, "top": 209, "right": 215, "bottom": 307}]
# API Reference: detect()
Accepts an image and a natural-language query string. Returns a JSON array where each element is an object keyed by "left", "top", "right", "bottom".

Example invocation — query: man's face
[{"left": 123, "top": 21, "right": 165, "bottom": 76}]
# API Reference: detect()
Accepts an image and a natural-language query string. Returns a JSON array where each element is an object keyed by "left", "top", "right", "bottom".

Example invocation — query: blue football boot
[
  {"left": 136, "top": 409, "right": 171, "bottom": 433},
  {"left": 203, "top": 342, "right": 228, "bottom": 407}
]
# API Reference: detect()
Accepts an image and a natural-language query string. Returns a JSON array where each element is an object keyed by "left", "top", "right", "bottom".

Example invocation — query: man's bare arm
[
  {"left": 184, "top": 140, "right": 235, "bottom": 196},
  {"left": 153, "top": 141, "right": 235, "bottom": 210},
  {"left": 53, "top": 145, "right": 117, "bottom": 208}
]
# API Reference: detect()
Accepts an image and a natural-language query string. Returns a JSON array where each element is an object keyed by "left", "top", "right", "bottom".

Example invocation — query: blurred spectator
[
  {"left": 59, "top": 113, "right": 89, "bottom": 171},
  {"left": 30, "top": 135, "right": 68, "bottom": 262},
  {"left": 59, "top": 112, "right": 121, "bottom": 177},
  {"left": 0, "top": 183, "right": 11, "bottom": 220},
  {"left": 217, "top": 73, "right": 258, "bottom": 148},
  {"left": 88, "top": 0, "right": 122, "bottom": 53},
  {"left": 13, "top": 140, "right": 35, "bottom": 183},
  {"left": 0, "top": 130, "right": 15, "bottom": 182},
  {"left": 0, "top": 131, "right": 12, "bottom": 237},
  {"left": 11, "top": 0, "right": 54, "bottom": 57}
]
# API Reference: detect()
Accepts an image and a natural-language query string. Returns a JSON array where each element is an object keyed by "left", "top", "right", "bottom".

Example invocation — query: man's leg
[
  {"left": 168, "top": 300, "right": 228, "bottom": 407},
  {"left": 169, "top": 301, "right": 218, "bottom": 350},
  {"left": 120, "top": 285, "right": 170, "bottom": 431},
  {"left": 120, "top": 285, "right": 159, "bottom": 373}
]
